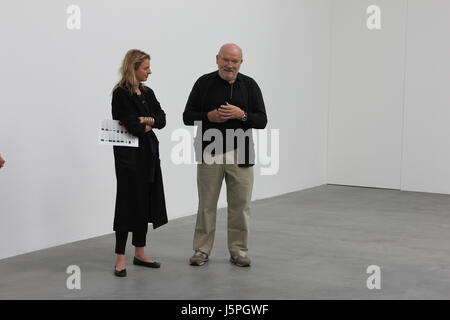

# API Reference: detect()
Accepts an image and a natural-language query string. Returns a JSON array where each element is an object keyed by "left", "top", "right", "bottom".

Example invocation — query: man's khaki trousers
[{"left": 193, "top": 150, "right": 254, "bottom": 257}]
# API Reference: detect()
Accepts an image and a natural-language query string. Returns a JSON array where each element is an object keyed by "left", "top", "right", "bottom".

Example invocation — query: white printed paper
[{"left": 98, "top": 119, "right": 138, "bottom": 147}]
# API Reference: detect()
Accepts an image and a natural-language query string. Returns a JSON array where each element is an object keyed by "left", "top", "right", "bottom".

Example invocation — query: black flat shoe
[
  {"left": 114, "top": 267, "right": 127, "bottom": 277},
  {"left": 133, "top": 257, "right": 161, "bottom": 268}
]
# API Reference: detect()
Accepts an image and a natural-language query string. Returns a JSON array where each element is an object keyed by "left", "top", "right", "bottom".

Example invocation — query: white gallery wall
[
  {"left": 328, "top": 0, "right": 450, "bottom": 194},
  {"left": 328, "top": 0, "right": 407, "bottom": 189},
  {"left": 401, "top": 0, "right": 450, "bottom": 194},
  {"left": 0, "top": 0, "right": 331, "bottom": 259}
]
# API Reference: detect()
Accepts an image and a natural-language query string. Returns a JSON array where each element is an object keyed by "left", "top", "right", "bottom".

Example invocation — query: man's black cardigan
[{"left": 183, "top": 71, "right": 268, "bottom": 167}]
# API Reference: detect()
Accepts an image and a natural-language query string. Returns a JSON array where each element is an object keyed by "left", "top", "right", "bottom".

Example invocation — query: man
[{"left": 183, "top": 43, "right": 267, "bottom": 267}]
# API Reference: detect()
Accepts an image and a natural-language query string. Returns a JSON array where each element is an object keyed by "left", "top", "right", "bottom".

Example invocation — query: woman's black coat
[{"left": 111, "top": 86, "right": 168, "bottom": 232}]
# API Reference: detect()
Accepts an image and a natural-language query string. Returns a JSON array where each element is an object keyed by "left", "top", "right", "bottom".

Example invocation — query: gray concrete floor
[{"left": 1, "top": 184, "right": 450, "bottom": 300}]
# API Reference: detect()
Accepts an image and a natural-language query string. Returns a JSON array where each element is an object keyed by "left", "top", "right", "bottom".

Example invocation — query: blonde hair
[{"left": 113, "top": 49, "right": 151, "bottom": 94}]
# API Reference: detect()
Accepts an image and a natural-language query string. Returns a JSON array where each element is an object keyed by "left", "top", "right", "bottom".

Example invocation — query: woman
[{"left": 111, "top": 49, "right": 168, "bottom": 277}]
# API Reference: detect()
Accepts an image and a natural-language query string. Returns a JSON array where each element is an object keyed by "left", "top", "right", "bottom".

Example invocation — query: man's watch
[{"left": 240, "top": 112, "right": 248, "bottom": 122}]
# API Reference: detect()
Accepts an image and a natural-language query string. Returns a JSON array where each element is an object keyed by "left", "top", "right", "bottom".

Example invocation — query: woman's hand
[
  {"left": 139, "top": 116, "right": 155, "bottom": 126},
  {"left": 139, "top": 117, "right": 154, "bottom": 132}
]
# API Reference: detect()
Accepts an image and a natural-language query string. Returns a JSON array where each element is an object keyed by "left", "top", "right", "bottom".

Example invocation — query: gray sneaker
[
  {"left": 189, "top": 251, "right": 209, "bottom": 266},
  {"left": 230, "top": 255, "right": 251, "bottom": 267}
]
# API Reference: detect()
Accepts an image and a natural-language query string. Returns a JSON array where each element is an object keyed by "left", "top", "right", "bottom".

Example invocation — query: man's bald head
[
  {"left": 218, "top": 43, "right": 243, "bottom": 59},
  {"left": 216, "top": 43, "right": 243, "bottom": 83}
]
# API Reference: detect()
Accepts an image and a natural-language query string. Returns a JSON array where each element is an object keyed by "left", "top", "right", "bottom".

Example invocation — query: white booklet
[{"left": 98, "top": 119, "right": 139, "bottom": 147}]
